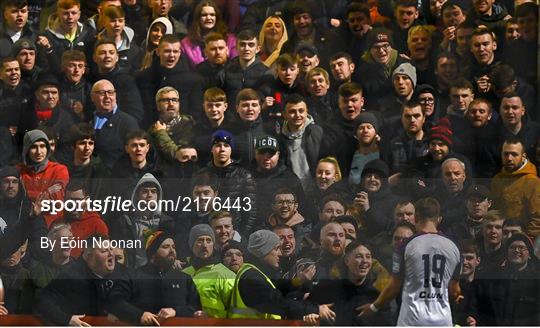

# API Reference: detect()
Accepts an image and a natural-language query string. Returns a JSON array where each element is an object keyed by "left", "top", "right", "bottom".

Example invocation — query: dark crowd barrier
[{"left": 0, "top": 315, "right": 306, "bottom": 326}]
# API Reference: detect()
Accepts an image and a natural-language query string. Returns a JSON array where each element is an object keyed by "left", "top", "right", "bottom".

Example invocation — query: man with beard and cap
[
  {"left": 34, "top": 235, "right": 120, "bottom": 326},
  {"left": 58, "top": 180, "right": 108, "bottom": 259},
  {"left": 490, "top": 137, "right": 540, "bottom": 238},
  {"left": 182, "top": 224, "right": 236, "bottom": 318},
  {"left": 229, "top": 229, "right": 334, "bottom": 322},
  {"left": 108, "top": 231, "right": 202, "bottom": 325},
  {"left": 406, "top": 118, "right": 472, "bottom": 197},
  {"left": 348, "top": 112, "right": 381, "bottom": 186},
  {"left": 17, "top": 129, "right": 69, "bottom": 228},
  {"left": 109, "top": 173, "right": 173, "bottom": 268},
  {"left": 353, "top": 159, "right": 399, "bottom": 237}
]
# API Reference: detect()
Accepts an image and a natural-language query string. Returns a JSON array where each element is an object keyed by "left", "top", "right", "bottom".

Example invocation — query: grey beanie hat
[
  {"left": 393, "top": 63, "right": 417, "bottom": 88},
  {"left": 188, "top": 224, "right": 215, "bottom": 250},
  {"left": 247, "top": 230, "right": 280, "bottom": 258}
]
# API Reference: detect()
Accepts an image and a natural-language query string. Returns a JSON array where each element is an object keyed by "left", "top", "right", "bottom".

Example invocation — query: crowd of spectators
[{"left": 0, "top": 0, "right": 538, "bottom": 325}]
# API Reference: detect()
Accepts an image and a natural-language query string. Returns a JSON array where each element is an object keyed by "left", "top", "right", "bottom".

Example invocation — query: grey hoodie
[
  {"left": 128, "top": 173, "right": 164, "bottom": 267},
  {"left": 22, "top": 130, "right": 51, "bottom": 172}
]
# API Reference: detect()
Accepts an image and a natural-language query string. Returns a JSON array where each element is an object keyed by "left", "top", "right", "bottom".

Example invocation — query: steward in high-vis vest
[{"left": 228, "top": 230, "right": 336, "bottom": 322}]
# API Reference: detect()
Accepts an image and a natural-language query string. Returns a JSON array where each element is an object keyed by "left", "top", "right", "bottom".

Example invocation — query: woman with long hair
[
  {"left": 181, "top": 0, "right": 237, "bottom": 68},
  {"left": 258, "top": 15, "right": 288, "bottom": 68},
  {"left": 140, "top": 17, "right": 174, "bottom": 71}
]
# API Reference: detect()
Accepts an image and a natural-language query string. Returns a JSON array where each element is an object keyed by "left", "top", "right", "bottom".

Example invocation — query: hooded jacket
[
  {"left": 17, "top": 130, "right": 69, "bottom": 228},
  {"left": 40, "top": 16, "right": 95, "bottom": 73},
  {"left": 490, "top": 160, "right": 540, "bottom": 237},
  {"left": 109, "top": 173, "right": 173, "bottom": 268},
  {"left": 96, "top": 26, "right": 142, "bottom": 73},
  {"left": 0, "top": 167, "right": 32, "bottom": 237}
]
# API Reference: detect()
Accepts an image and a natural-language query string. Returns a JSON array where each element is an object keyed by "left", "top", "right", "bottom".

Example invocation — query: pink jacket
[{"left": 181, "top": 33, "right": 238, "bottom": 68}]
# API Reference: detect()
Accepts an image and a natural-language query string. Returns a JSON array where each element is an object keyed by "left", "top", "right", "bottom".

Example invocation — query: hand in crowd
[
  {"left": 330, "top": 19, "right": 341, "bottom": 27},
  {"left": 356, "top": 303, "right": 374, "bottom": 318},
  {"left": 354, "top": 191, "right": 370, "bottom": 212},
  {"left": 303, "top": 313, "right": 319, "bottom": 326},
  {"left": 466, "top": 316, "right": 477, "bottom": 326},
  {"left": 296, "top": 264, "right": 316, "bottom": 283},
  {"left": 140, "top": 312, "right": 160, "bottom": 326},
  {"left": 8, "top": 126, "right": 17, "bottom": 137},
  {"left": 157, "top": 307, "right": 176, "bottom": 321},
  {"left": 153, "top": 121, "right": 167, "bottom": 131},
  {"left": 68, "top": 314, "right": 91, "bottom": 327},
  {"left": 262, "top": 96, "right": 275, "bottom": 110},
  {"left": 172, "top": 259, "right": 186, "bottom": 271},
  {"left": 318, "top": 303, "right": 335, "bottom": 323},
  {"left": 475, "top": 75, "right": 491, "bottom": 93},
  {"left": 443, "top": 26, "right": 456, "bottom": 41},
  {"left": 71, "top": 101, "right": 84, "bottom": 117},
  {"left": 0, "top": 304, "right": 8, "bottom": 316},
  {"left": 31, "top": 191, "right": 48, "bottom": 217},
  {"left": 36, "top": 35, "right": 52, "bottom": 50},
  {"left": 192, "top": 310, "right": 206, "bottom": 318}
]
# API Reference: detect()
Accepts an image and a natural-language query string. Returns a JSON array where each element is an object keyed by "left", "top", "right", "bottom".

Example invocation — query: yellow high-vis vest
[{"left": 228, "top": 263, "right": 282, "bottom": 320}]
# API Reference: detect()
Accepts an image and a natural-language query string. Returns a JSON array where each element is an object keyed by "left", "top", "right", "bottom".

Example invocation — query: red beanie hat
[{"left": 429, "top": 118, "right": 453, "bottom": 147}]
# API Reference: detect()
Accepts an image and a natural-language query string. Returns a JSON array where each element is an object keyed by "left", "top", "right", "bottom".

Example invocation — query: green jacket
[{"left": 183, "top": 263, "right": 236, "bottom": 318}]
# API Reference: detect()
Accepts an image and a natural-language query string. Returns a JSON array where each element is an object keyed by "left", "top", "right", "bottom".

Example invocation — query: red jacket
[
  {"left": 18, "top": 161, "right": 70, "bottom": 228},
  {"left": 64, "top": 211, "right": 109, "bottom": 258}
]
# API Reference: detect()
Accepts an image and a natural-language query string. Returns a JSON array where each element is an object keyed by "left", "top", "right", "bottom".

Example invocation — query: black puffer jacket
[
  {"left": 198, "top": 161, "right": 257, "bottom": 236},
  {"left": 218, "top": 56, "right": 270, "bottom": 108},
  {"left": 108, "top": 262, "right": 201, "bottom": 324},
  {"left": 58, "top": 76, "right": 93, "bottom": 123}
]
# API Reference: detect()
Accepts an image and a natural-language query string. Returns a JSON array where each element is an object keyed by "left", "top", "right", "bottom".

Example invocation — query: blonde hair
[
  {"left": 407, "top": 25, "right": 436, "bottom": 44},
  {"left": 318, "top": 156, "right": 342, "bottom": 182}
]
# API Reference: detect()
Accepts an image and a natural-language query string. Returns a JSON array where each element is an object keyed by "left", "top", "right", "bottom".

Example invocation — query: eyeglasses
[
  {"left": 159, "top": 97, "right": 179, "bottom": 104},
  {"left": 93, "top": 90, "right": 116, "bottom": 96},
  {"left": 419, "top": 98, "right": 435, "bottom": 104},
  {"left": 274, "top": 200, "right": 296, "bottom": 206},
  {"left": 509, "top": 245, "right": 529, "bottom": 252},
  {"left": 372, "top": 43, "right": 391, "bottom": 52}
]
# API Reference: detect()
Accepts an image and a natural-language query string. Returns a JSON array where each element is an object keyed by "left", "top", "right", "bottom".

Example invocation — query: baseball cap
[{"left": 255, "top": 135, "right": 279, "bottom": 153}]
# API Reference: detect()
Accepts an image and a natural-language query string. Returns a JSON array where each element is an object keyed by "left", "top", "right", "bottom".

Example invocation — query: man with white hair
[
  {"left": 438, "top": 158, "right": 469, "bottom": 232},
  {"left": 90, "top": 79, "right": 139, "bottom": 168}
]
